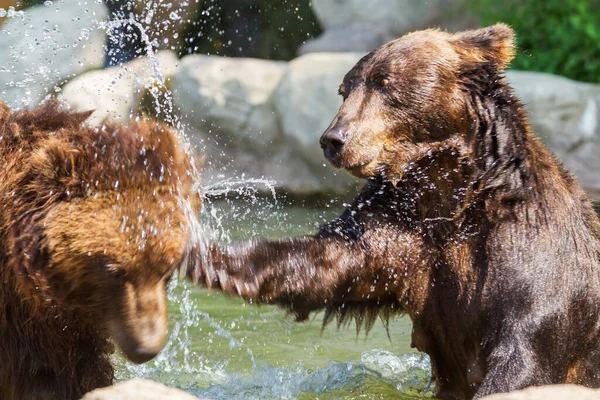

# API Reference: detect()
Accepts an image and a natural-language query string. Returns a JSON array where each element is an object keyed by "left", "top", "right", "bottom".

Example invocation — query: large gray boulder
[
  {"left": 507, "top": 71, "right": 600, "bottom": 195},
  {"left": 169, "top": 51, "right": 600, "bottom": 198},
  {"left": 272, "top": 52, "right": 363, "bottom": 165},
  {"left": 172, "top": 53, "right": 360, "bottom": 195},
  {"left": 481, "top": 384, "right": 600, "bottom": 400},
  {"left": 311, "top": 0, "right": 441, "bottom": 32},
  {"left": 299, "top": 0, "right": 477, "bottom": 55},
  {"left": 0, "top": 0, "right": 108, "bottom": 108},
  {"left": 81, "top": 379, "right": 200, "bottom": 400},
  {"left": 171, "top": 55, "right": 287, "bottom": 146},
  {"left": 62, "top": 51, "right": 179, "bottom": 125},
  {"left": 299, "top": 24, "right": 394, "bottom": 54}
]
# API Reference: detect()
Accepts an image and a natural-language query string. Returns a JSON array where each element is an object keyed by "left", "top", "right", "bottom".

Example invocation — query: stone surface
[
  {"left": 481, "top": 384, "right": 600, "bottom": 400},
  {"left": 195, "top": 124, "right": 348, "bottom": 197},
  {"left": 0, "top": 0, "right": 108, "bottom": 108},
  {"left": 311, "top": 0, "right": 439, "bottom": 32},
  {"left": 298, "top": 25, "right": 394, "bottom": 55},
  {"left": 300, "top": 0, "right": 477, "bottom": 54},
  {"left": 272, "top": 52, "right": 363, "bottom": 163},
  {"left": 171, "top": 55, "right": 287, "bottom": 146},
  {"left": 506, "top": 71, "right": 600, "bottom": 194},
  {"left": 56, "top": 49, "right": 600, "bottom": 197},
  {"left": 62, "top": 51, "right": 179, "bottom": 125},
  {"left": 81, "top": 379, "right": 200, "bottom": 400},
  {"left": 170, "top": 52, "right": 361, "bottom": 195},
  {"left": 172, "top": 53, "right": 600, "bottom": 197}
]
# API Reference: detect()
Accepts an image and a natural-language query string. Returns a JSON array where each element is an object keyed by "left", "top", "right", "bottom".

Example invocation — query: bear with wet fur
[
  {"left": 0, "top": 101, "right": 201, "bottom": 400},
  {"left": 188, "top": 24, "right": 600, "bottom": 399}
]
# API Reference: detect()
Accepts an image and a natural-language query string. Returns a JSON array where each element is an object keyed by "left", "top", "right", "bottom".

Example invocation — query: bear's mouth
[
  {"left": 323, "top": 147, "right": 343, "bottom": 168},
  {"left": 108, "top": 317, "right": 166, "bottom": 364},
  {"left": 345, "top": 157, "right": 382, "bottom": 178},
  {"left": 333, "top": 144, "right": 383, "bottom": 178},
  {"left": 105, "top": 281, "right": 169, "bottom": 364}
]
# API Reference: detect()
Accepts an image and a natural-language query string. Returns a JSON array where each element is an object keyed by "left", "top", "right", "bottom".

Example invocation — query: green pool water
[{"left": 114, "top": 198, "right": 434, "bottom": 399}]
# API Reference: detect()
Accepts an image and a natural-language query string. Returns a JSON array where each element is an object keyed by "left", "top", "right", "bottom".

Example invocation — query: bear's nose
[
  {"left": 320, "top": 128, "right": 346, "bottom": 161},
  {"left": 127, "top": 345, "right": 162, "bottom": 364}
]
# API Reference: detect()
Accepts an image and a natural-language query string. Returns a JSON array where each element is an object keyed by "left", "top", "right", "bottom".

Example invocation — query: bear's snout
[
  {"left": 320, "top": 126, "right": 346, "bottom": 165},
  {"left": 107, "top": 280, "right": 169, "bottom": 364}
]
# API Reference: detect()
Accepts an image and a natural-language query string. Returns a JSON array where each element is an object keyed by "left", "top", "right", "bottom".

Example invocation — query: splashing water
[
  {"left": 0, "top": 6, "right": 25, "bottom": 19},
  {"left": 112, "top": 196, "right": 435, "bottom": 399},
  {"left": 0, "top": 2, "right": 435, "bottom": 398}
]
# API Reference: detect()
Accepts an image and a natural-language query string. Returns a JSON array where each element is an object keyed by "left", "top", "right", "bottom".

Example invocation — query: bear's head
[
  {"left": 7, "top": 107, "right": 201, "bottom": 364},
  {"left": 320, "top": 24, "right": 516, "bottom": 182}
]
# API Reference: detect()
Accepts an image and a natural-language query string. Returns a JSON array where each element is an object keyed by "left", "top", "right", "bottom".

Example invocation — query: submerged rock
[
  {"left": 0, "top": 0, "right": 108, "bottom": 108},
  {"left": 481, "top": 384, "right": 600, "bottom": 400},
  {"left": 81, "top": 379, "right": 200, "bottom": 400},
  {"left": 62, "top": 51, "right": 178, "bottom": 125}
]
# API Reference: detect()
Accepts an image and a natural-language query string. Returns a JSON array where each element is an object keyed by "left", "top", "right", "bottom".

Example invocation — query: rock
[
  {"left": 272, "top": 52, "right": 363, "bottom": 164},
  {"left": 62, "top": 51, "right": 179, "bottom": 125},
  {"left": 171, "top": 53, "right": 600, "bottom": 199},
  {"left": 481, "top": 384, "right": 600, "bottom": 400},
  {"left": 171, "top": 55, "right": 287, "bottom": 146},
  {"left": 300, "top": 0, "right": 477, "bottom": 54},
  {"left": 81, "top": 378, "right": 200, "bottom": 400},
  {"left": 506, "top": 71, "right": 600, "bottom": 195},
  {"left": 507, "top": 71, "right": 600, "bottom": 153},
  {"left": 311, "top": 0, "right": 439, "bottom": 33},
  {"left": 197, "top": 125, "right": 344, "bottom": 197},
  {"left": 171, "top": 53, "right": 362, "bottom": 195},
  {"left": 563, "top": 141, "right": 600, "bottom": 198},
  {"left": 298, "top": 25, "right": 394, "bottom": 55},
  {"left": 0, "top": 0, "right": 108, "bottom": 108}
]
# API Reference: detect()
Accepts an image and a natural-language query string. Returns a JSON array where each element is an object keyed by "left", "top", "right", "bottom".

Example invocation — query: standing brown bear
[
  {"left": 188, "top": 24, "right": 600, "bottom": 399},
  {"left": 0, "top": 101, "right": 201, "bottom": 400}
]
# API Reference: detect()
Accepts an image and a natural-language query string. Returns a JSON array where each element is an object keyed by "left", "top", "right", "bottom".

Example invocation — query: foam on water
[{"left": 188, "top": 351, "right": 433, "bottom": 400}]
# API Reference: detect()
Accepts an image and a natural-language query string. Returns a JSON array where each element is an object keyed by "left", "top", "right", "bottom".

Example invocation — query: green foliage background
[{"left": 471, "top": 0, "right": 600, "bottom": 83}]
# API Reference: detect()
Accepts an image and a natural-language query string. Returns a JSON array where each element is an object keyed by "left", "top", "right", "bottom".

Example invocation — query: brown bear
[
  {"left": 187, "top": 24, "right": 600, "bottom": 399},
  {"left": 0, "top": 101, "right": 201, "bottom": 400}
]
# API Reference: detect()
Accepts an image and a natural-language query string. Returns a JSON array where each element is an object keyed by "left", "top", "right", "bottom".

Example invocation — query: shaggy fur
[
  {"left": 0, "top": 101, "right": 201, "bottom": 400},
  {"left": 188, "top": 25, "right": 600, "bottom": 399}
]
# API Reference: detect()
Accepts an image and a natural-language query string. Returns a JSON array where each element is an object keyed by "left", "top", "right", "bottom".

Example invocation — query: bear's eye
[
  {"left": 91, "top": 256, "right": 128, "bottom": 283},
  {"left": 372, "top": 74, "right": 391, "bottom": 88},
  {"left": 108, "top": 267, "right": 128, "bottom": 283}
]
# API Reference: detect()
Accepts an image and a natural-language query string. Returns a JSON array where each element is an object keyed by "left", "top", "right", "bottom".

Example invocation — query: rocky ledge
[
  {"left": 481, "top": 384, "right": 600, "bottom": 400},
  {"left": 83, "top": 380, "right": 600, "bottom": 399},
  {"left": 81, "top": 379, "right": 201, "bottom": 400},
  {"left": 63, "top": 52, "right": 600, "bottom": 198}
]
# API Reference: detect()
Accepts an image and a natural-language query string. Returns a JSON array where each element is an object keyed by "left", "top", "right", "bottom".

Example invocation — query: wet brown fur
[
  {"left": 188, "top": 25, "right": 600, "bottom": 399},
  {"left": 0, "top": 101, "right": 201, "bottom": 400}
]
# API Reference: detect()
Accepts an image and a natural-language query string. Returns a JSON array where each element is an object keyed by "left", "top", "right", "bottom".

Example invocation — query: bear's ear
[
  {"left": 0, "top": 102, "right": 10, "bottom": 124},
  {"left": 452, "top": 24, "right": 516, "bottom": 70},
  {"left": 8, "top": 210, "right": 51, "bottom": 296}
]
